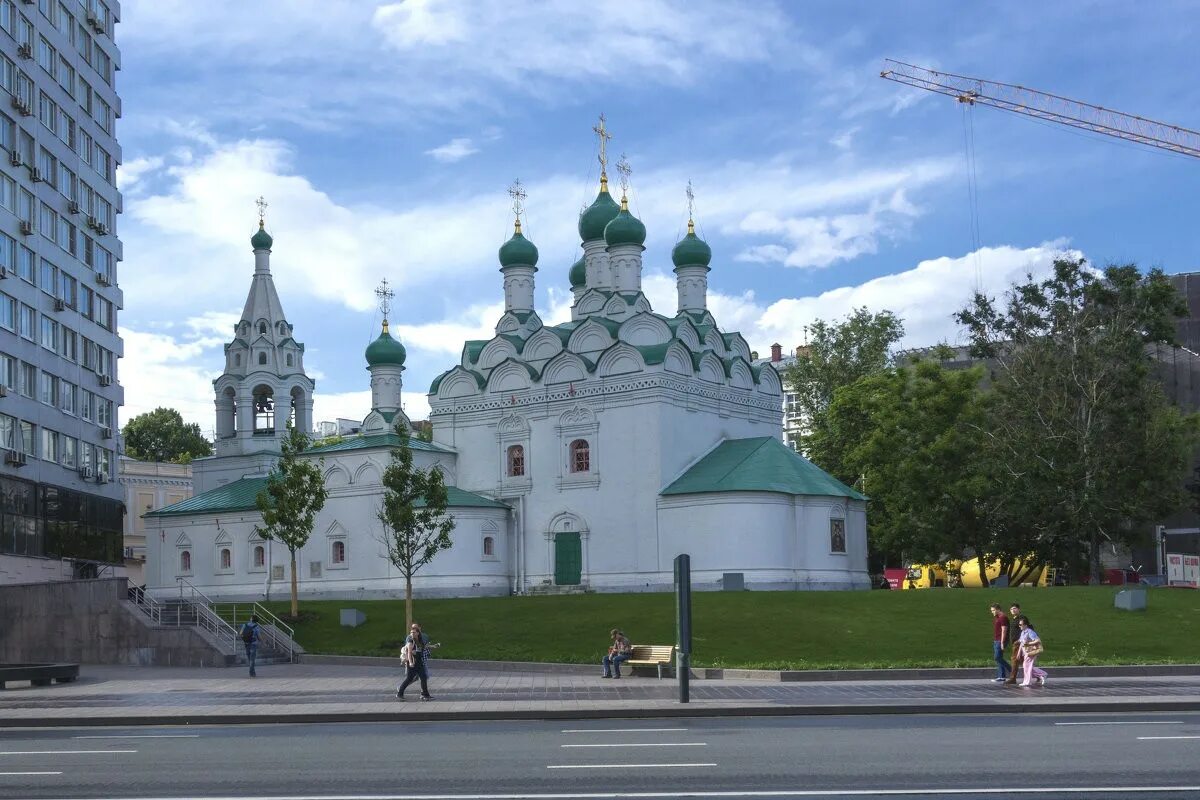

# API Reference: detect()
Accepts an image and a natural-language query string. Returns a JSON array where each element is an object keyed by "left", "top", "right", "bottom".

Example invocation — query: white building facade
[{"left": 144, "top": 165, "right": 869, "bottom": 599}]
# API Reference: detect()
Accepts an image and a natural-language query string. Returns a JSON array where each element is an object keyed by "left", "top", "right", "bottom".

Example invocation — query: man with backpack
[{"left": 240, "top": 615, "right": 261, "bottom": 677}]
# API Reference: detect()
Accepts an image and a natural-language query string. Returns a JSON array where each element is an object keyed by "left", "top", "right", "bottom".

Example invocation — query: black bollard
[{"left": 674, "top": 553, "right": 692, "bottom": 703}]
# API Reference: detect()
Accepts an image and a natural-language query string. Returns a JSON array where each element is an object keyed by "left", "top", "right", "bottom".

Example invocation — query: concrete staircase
[{"left": 524, "top": 583, "right": 594, "bottom": 596}]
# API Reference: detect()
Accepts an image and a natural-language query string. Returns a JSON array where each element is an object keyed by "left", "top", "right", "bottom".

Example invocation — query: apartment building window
[
  {"left": 0, "top": 173, "right": 13, "bottom": 211},
  {"left": 38, "top": 91, "right": 56, "bottom": 135},
  {"left": 79, "top": 285, "right": 92, "bottom": 318},
  {"left": 57, "top": 216, "right": 74, "bottom": 253},
  {"left": 40, "top": 427, "right": 58, "bottom": 463},
  {"left": 39, "top": 203, "right": 56, "bottom": 242},
  {"left": 59, "top": 379, "right": 75, "bottom": 414},
  {"left": 18, "top": 303, "right": 34, "bottom": 339},
  {"left": 40, "top": 258, "right": 55, "bottom": 295},
  {"left": 17, "top": 13, "right": 32, "bottom": 47},
  {"left": 96, "top": 446, "right": 110, "bottom": 478},
  {"left": 39, "top": 370, "right": 57, "bottom": 405},
  {"left": 17, "top": 187, "right": 32, "bottom": 224},
  {"left": 58, "top": 272, "right": 75, "bottom": 307},
  {"left": 0, "top": 2, "right": 13, "bottom": 37},
  {"left": 18, "top": 361, "right": 34, "bottom": 397},
  {"left": 0, "top": 292, "right": 13, "bottom": 330},
  {"left": 58, "top": 326, "right": 75, "bottom": 361},
  {"left": 78, "top": 128, "right": 92, "bottom": 168},
  {"left": 19, "top": 420, "right": 34, "bottom": 456},
  {"left": 58, "top": 165, "right": 75, "bottom": 200},
  {"left": 80, "top": 388, "right": 93, "bottom": 421},
  {"left": 55, "top": 2, "right": 70, "bottom": 38},
  {"left": 95, "top": 296, "right": 111, "bottom": 330},
  {"left": 17, "top": 245, "right": 33, "bottom": 282},
  {"left": 96, "top": 397, "right": 111, "bottom": 427},
  {"left": 60, "top": 435, "right": 76, "bottom": 468},
  {"left": 0, "top": 353, "right": 14, "bottom": 390},
  {"left": 0, "top": 57, "right": 12, "bottom": 97},
  {"left": 56, "top": 55, "right": 72, "bottom": 94},
  {"left": 79, "top": 440, "right": 92, "bottom": 470},
  {"left": 40, "top": 315, "right": 58, "bottom": 351},
  {"left": 37, "top": 35, "right": 54, "bottom": 78},
  {"left": 0, "top": 413, "right": 13, "bottom": 450}
]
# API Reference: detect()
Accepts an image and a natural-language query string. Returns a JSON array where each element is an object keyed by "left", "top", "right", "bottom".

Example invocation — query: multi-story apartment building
[
  {"left": 0, "top": 0, "right": 123, "bottom": 584},
  {"left": 751, "top": 342, "right": 806, "bottom": 450}
]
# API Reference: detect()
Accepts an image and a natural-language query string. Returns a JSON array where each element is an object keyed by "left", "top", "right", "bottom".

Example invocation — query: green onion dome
[
  {"left": 365, "top": 323, "right": 406, "bottom": 367},
  {"left": 578, "top": 175, "right": 621, "bottom": 242},
  {"left": 671, "top": 220, "right": 712, "bottom": 268},
  {"left": 250, "top": 221, "right": 273, "bottom": 250},
  {"left": 603, "top": 195, "right": 647, "bottom": 247},
  {"left": 498, "top": 220, "right": 539, "bottom": 268},
  {"left": 569, "top": 255, "right": 586, "bottom": 289}
]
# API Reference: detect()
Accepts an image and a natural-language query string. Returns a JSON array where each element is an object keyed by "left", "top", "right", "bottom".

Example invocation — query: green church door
[{"left": 554, "top": 532, "right": 582, "bottom": 586}]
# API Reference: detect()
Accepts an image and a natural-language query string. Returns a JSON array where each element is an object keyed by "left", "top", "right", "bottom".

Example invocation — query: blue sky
[{"left": 113, "top": 0, "right": 1200, "bottom": 432}]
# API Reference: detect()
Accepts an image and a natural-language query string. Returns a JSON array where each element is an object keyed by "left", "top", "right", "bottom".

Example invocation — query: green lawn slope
[{"left": 266, "top": 587, "right": 1200, "bottom": 670}]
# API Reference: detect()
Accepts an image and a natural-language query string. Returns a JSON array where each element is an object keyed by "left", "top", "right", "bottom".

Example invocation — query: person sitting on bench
[{"left": 602, "top": 628, "right": 632, "bottom": 678}]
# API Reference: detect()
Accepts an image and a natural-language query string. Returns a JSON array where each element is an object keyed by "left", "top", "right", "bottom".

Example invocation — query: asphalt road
[{"left": 2, "top": 713, "right": 1199, "bottom": 799}]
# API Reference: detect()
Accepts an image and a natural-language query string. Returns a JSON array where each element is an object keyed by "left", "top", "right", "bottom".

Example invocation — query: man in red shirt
[{"left": 989, "top": 603, "right": 1011, "bottom": 683}]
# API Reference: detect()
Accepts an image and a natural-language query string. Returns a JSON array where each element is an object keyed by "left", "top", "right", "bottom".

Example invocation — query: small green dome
[
  {"left": 251, "top": 222, "right": 273, "bottom": 250},
  {"left": 604, "top": 198, "right": 647, "bottom": 247},
  {"left": 569, "top": 256, "right": 586, "bottom": 288},
  {"left": 578, "top": 178, "right": 621, "bottom": 242},
  {"left": 498, "top": 223, "right": 539, "bottom": 268},
  {"left": 671, "top": 222, "right": 712, "bottom": 268},
  {"left": 365, "top": 325, "right": 406, "bottom": 367}
]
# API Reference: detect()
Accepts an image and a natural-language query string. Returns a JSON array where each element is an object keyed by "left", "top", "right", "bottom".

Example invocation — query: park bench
[{"left": 627, "top": 644, "right": 675, "bottom": 678}]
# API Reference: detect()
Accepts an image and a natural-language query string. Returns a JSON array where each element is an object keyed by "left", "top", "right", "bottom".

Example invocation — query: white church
[{"left": 143, "top": 150, "right": 869, "bottom": 599}]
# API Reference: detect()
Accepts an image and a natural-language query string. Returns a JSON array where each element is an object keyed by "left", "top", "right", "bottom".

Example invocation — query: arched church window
[
  {"left": 569, "top": 439, "right": 590, "bottom": 473},
  {"left": 220, "top": 548, "right": 231, "bottom": 570},
  {"left": 258, "top": 352, "right": 267, "bottom": 365},
  {"left": 253, "top": 545, "right": 265, "bottom": 567},
  {"left": 507, "top": 444, "right": 525, "bottom": 477},
  {"left": 332, "top": 540, "right": 345, "bottom": 564},
  {"left": 286, "top": 353, "right": 294, "bottom": 367},
  {"left": 180, "top": 550, "right": 191, "bottom": 573},
  {"left": 483, "top": 536, "right": 495, "bottom": 557},
  {"left": 234, "top": 354, "right": 241, "bottom": 367},
  {"left": 259, "top": 322, "right": 267, "bottom": 335},
  {"left": 254, "top": 386, "right": 275, "bottom": 432}
]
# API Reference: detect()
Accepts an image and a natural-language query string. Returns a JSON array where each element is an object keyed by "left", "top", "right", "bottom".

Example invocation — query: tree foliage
[
  {"left": 377, "top": 422, "right": 455, "bottom": 628},
  {"left": 783, "top": 307, "right": 904, "bottom": 463},
  {"left": 122, "top": 407, "right": 212, "bottom": 463},
  {"left": 254, "top": 426, "right": 329, "bottom": 618},
  {"left": 956, "top": 258, "right": 1200, "bottom": 581}
]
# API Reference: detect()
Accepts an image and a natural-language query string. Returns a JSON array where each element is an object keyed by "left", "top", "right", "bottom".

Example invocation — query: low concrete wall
[{"left": 0, "top": 577, "right": 233, "bottom": 667}]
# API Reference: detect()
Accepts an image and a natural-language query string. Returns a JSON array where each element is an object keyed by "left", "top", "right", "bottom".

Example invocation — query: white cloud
[
  {"left": 116, "top": 156, "right": 165, "bottom": 192},
  {"left": 425, "top": 137, "right": 480, "bottom": 163}
]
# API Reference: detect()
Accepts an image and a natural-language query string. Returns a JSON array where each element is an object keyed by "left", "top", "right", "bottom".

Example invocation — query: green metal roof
[
  {"left": 306, "top": 433, "right": 452, "bottom": 455},
  {"left": 463, "top": 340, "right": 488, "bottom": 364},
  {"left": 431, "top": 487, "right": 510, "bottom": 509},
  {"left": 636, "top": 343, "right": 670, "bottom": 365},
  {"left": 661, "top": 437, "right": 866, "bottom": 500},
  {"left": 146, "top": 476, "right": 270, "bottom": 518}
]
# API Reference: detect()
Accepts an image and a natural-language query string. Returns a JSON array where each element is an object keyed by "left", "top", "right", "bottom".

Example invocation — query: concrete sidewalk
[{"left": 2, "top": 662, "right": 1199, "bottom": 727}]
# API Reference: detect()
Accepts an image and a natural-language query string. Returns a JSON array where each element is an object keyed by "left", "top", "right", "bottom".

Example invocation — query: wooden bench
[{"left": 626, "top": 644, "right": 676, "bottom": 678}]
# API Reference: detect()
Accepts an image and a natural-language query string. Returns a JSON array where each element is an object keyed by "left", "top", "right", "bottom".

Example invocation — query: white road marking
[
  {"left": 1055, "top": 721, "right": 1184, "bottom": 726},
  {"left": 546, "top": 763, "right": 718, "bottom": 770},
  {"left": 54, "top": 788, "right": 1200, "bottom": 798},
  {"left": 0, "top": 771, "right": 63, "bottom": 776},
  {"left": 0, "top": 749, "right": 137, "bottom": 755},
  {"left": 1138, "top": 735, "right": 1200, "bottom": 740},
  {"left": 73, "top": 734, "right": 200, "bottom": 739},
  {"left": 561, "top": 742, "right": 707, "bottom": 748},
  {"left": 561, "top": 728, "right": 688, "bottom": 734}
]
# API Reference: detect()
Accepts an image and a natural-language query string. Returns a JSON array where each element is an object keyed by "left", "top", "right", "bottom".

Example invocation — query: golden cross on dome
[
  {"left": 374, "top": 278, "right": 394, "bottom": 322},
  {"left": 592, "top": 113, "right": 612, "bottom": 176},
  {"left": 507, "top": 179, "right": 526, "bottom": 221},
  {"left": 686, "top": 180, "right": 696, "bottom": 233},
  {"left": 255, "top": 195, "right": 268, "bottom": 226},
  {"left": 616, "top": 153, "right": 632, "bottom": 198}
]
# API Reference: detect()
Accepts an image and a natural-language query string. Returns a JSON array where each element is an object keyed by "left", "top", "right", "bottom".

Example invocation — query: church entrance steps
[{"left": 524, "top": 584, "right": 594, "bottom": 596}]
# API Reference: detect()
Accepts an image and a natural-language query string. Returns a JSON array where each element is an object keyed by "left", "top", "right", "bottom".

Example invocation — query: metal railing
[
  {"left": 176, "top": 578, "right": 240, "bottom": 649},
  {"left": 210, "top": 601, "right": 299, "bottom": 662},
  {"left": 127, "top": 584, "right": 164, "bottom": 624}
]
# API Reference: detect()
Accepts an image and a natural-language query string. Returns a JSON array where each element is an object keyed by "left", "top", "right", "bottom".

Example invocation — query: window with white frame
[{"left": 179, "top": 550, "right": 192, "bottom": 575}]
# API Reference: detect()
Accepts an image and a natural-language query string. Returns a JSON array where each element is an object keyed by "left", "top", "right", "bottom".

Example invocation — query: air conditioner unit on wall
[
  {"left": 67, "top": 200, "right": 81, "bottom": 215},
  {"left": 0, "top": 385, "right": 8, "bottom": 397},
  {"left": 30, "top": 168, "right": 42, "bottom": 182},
  {"left": 4, "top": 450, "right": 26, "bottom": 466},
  {"left": 79, "top": 465, "right": 94, "bottom": 479},
  {"left": 96, "top": 472, "right": 108, "bottom": 484},
  {"left": 18, "top": 220, "right": 32, "bottom": 236},
  {"left": 96, "top": 272, "right": 111, "bottom": 286},
  {"left": 8, "top": 150, "right": 21, "bottom": 167},
  {"left": 53, "top": 298, "right": 65, "bottom": 312},
  {"left": 16, "top": 43, "right": 32, "bottom": 59},
  {"left": 0, "top": 266, "right": 7, "bottom": 280},
  {"left": 100, "top": 426, "right": 112, "bottom": 439},
  {"left": 97, "top": 374, "right": 111, "bottom": 387}
]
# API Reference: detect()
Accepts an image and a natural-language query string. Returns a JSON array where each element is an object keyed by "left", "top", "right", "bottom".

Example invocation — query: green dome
[
  {"left": 604, "top": 198, "right": 646, "bottom": 247},
  {"left": 251, "top": 223, "right": 273, "bottom": 250},
  {"left": 365, "top": 325, "right": 406, "bottom": 367},
  {"left": 498, "top": 223, "right": 539, "bottom": 268},
  {"left": 578, "top": 179, "right": 621, "bottom": 242},
  {"left": 569, "top": 256, "right": 586, "bottom": 288},
  {"left": 671, "top": 222, "right": 712, "bottom": 268}
]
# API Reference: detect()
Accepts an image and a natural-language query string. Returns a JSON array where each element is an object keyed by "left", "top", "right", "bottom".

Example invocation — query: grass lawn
[{"left": 265, "top": 586, "right": 1200, "bottom": 670}]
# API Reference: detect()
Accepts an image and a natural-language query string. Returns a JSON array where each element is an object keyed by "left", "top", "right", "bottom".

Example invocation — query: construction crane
[{"left": 880, "top": 59, "right": 1200, "bottom": 160}]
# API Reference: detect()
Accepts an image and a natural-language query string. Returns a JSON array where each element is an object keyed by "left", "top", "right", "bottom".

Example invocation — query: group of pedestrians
[{"left": 990, "top": 602, "right": 1048, "bottom": 687}]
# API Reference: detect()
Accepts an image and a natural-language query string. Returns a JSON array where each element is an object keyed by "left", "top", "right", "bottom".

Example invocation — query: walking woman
[
  {"left": 1016, "top": 615, "right": 1048, "bottom": 687},
  {"left": 396, "top": 622, "right": 435, "bottom": 701}
]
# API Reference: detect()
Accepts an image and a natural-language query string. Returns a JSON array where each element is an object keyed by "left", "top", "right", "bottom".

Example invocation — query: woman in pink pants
[{"left": 1016, "top": 615, "right": 1048, "bottom": 687}]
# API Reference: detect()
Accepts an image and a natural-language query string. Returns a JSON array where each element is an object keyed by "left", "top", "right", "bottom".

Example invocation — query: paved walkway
[{"left": 3, "top": 662, "right": 1200, "bottom": 726}]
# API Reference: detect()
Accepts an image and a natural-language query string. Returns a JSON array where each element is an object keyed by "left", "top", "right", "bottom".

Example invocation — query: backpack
[{"left": 241, "top": 623, "right": 256, "bottom": 644}]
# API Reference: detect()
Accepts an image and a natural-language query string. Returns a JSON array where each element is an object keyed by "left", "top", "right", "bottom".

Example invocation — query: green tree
[
  {"left": 377, "top": 422, "right": 455, "bottom": 628},
  {"left": 254, "top": 426, "right": 329, "bottom": 618},
  {"left": 122, "top": 407, "right": 212, "bottom": 463},
  {"left": 957, "top": 258, "right": 1200, "bottom": 582},
  {"left": 783, "top": 307, "right": 905, "bottom": 465}
]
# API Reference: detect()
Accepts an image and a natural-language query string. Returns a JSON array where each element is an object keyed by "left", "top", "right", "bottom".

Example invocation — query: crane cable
[{"left": 961, "top": 102, "right": 984, "bottom": 290}]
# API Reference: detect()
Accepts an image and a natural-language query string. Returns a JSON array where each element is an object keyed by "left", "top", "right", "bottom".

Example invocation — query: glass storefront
[{"left": 0, "top": 474, "right": 122, "bottom": 564}]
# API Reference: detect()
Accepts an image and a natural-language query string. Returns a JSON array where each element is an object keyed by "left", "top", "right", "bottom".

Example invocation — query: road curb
[
  {"left": 298, "top": 654, "right": 1200, "bottom": 682},
  {"left": 7, "top": 699, "right": 1200, "bottom": 729}
]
